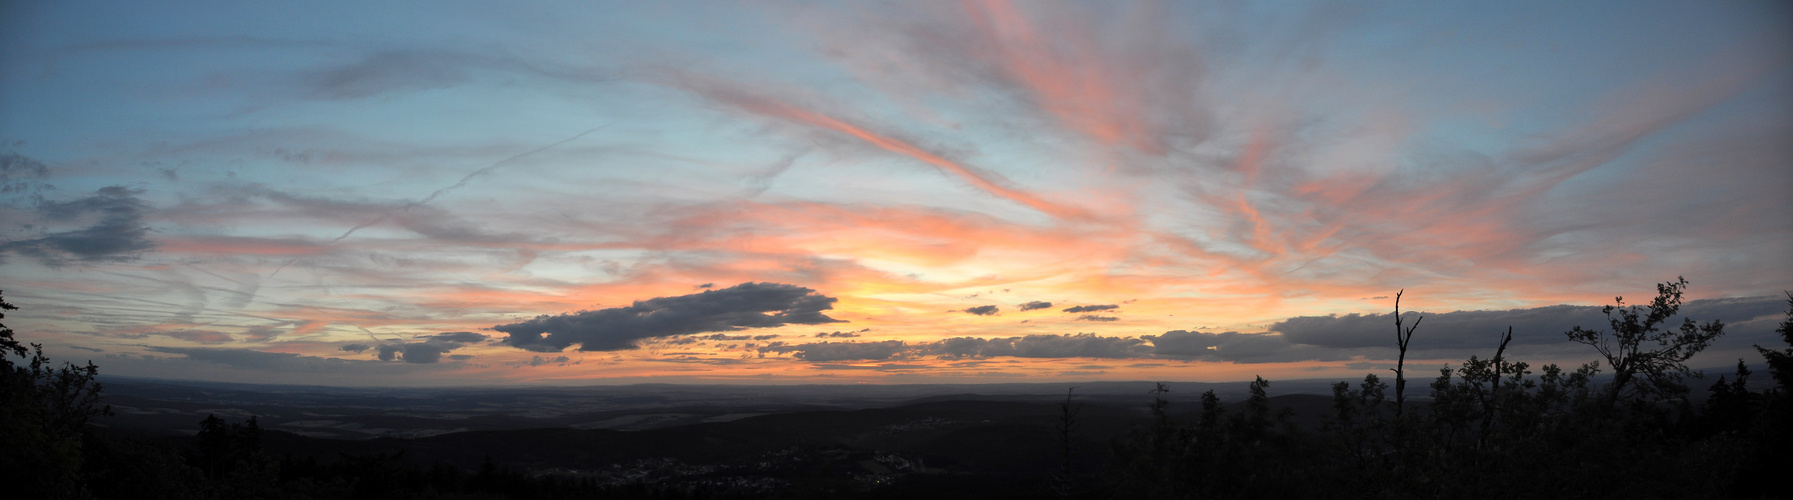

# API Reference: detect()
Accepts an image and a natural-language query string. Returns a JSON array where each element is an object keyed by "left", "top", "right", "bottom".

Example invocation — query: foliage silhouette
[
  {"left": 1096, "top": 279, "right": 1786, "bottom": 499},
  {"left": 1756, "top": 292, "right": 1793, "bottom": 393},
  {"left": 1050, "top": 387, "right": 1084, "bottom": 498},
  {"left": 0, "top": 290, "right": 112, "bottom": 499},
  {"left": 1564, "top": 276, "right": 1727, "bottom": 409}
]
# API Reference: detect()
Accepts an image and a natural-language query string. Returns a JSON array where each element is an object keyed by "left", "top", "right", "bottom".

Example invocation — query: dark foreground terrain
[
  {"left": 97, "top": 378, "right": 1317, "bottom": 439},
  {"left": 66, "top": 368, "right": 1793, "bottom": 499},
  {"left": 92, "top": 378, "right": 1344, "bottom": 498}
]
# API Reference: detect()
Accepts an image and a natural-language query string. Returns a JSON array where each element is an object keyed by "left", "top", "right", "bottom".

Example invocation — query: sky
[{"left": 0, "top": 1, "right": 1789, "bottom": 387}]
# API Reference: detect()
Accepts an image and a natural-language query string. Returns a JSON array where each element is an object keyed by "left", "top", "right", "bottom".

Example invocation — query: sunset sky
[{"left": 1, "top": 1, "right": 1789, "bottom": 386}]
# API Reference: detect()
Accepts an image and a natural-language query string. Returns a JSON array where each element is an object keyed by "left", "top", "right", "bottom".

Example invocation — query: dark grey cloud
[
  {"left": 2, "top": 187, "right": 156, "bottom": 265},
  {"left": 750, "top": 330, "right": 1337, "bottom": 364},
  {"left": 963, "top": 305, "right": 1000, "bottom": 316},
  {"left": 1141, "top": 330, "right": 1335, "bottom": 363},
  {"left": 1149, "top": 330, "right": 1354, "bottom": 363},
  {"left": 1, "top": 151, "right": 51, "bottom": 194},
  {"left": 756, "top": 333, "right": 1152, "bottom": 363},
  {"left": 495, "top": 282, "right": 844, "bottom": 352},
  {"left": 1018, "top": 301, "right": 1053, "bottom": 311},
  {"left": 815, "top": 363, "right": 930, "bottom": 371},
  {"left": 241, "top": 326, "right": 281, "bottom": 342},
  {"left": 339, "top": 343, "right": 371, "bottom": 353},
  {"left": 759, "top": 340, "right": 908, "bottom": 362},
  {"left": 376, "top": 343, "right": 448, "bottom": 364},
  {"left": 1062, "top": 304, "right": 1118, "bottom": 313},
  {"left": 1345, "top": 361, "right": 1391, "bottom": 371},
  {"left": 815, "top": 330, "right": 860, "bottom": 338},
  {"left": 693, "top": 333, "right": 755, "bottom": 341},
  {"left": 1075, "top": 315, "right": 1118, "bottom": 322},
  {"left": 123, "top": 346, "right": 466, "bottom": 381},
  {"left": 144, "top": 346, "right": 366, "bottom": 371},
  {"left": 528, "top": 355, "right": 571, "bottom": 367},
  {"left": 1269, "top": 296, "right": 1787, "bottom": 350},
  {"left": 652, "top": 356, "right": 747, "bottom": 365},
  {"left": 1145, "top": 330, "right": 1229, "bottom": 357},
  {"left": 365, "top": 331, "right": 491, "bottom": 364},
  {"left": 147, "top": 346, "right": 300, "bottom": 368},
  {"left": 155, "top": 330, "right": 235, "bottom": 344},
  {"left": 1125, "top": 296, "right": 1792, "bottom": 365},
  {"left": 927, "top": 333, "right": 1151, "bottom": 359},
  {"left": 417, "top": 331, "right": 488, "bottom": 343},
  {"left": 91, "top": 323, "right": 239, "bottom": 345}
]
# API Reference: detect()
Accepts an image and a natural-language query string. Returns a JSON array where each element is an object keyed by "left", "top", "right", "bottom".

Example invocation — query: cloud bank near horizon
[
  {"left": 747, "top": 296, "right": 1791, "bottom": 365},
  {"left": 494, "top": 283, "right": 844, "bottom": 352}
]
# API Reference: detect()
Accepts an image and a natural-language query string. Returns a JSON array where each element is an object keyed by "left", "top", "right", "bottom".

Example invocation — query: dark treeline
[
  {"left": 1094, "top": 279, "right": 1792, "bottom": 499},
  {"left": 3, "top": 279, "right": 1791, "bottom": 499}
]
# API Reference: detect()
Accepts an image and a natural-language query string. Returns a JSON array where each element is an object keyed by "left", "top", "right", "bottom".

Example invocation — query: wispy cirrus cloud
[
  {"left": 665, "top": 72, "right": 1089, "bottom": 220},
  {"left": 1, "top": 1, "right": 1785, "bottom": 385}
]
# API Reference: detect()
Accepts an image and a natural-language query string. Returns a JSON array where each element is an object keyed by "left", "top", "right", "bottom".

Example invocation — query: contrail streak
[{"left": 267, "top": 126, "right": 607, "bottom": 281}]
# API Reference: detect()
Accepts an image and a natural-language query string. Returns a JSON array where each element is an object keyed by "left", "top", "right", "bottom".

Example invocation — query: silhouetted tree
[
  {"left": 1564, "top": 277, "right": 1725, "bottom": 409},
  {"left": 1391, "top": 290, "right": 1422, "bottom": 419},
  {"left": 1757, "top": 292, "right": 1793, "bottom": 393},
  {"left": 0, "top": 290, "right": 112, "bottom": 499},
  {"left": 1701, "top": 360, "right": 1756, "bottom": 435},
  {"left": 189, "top": 413, "right": 280, "bottom": 497},
  {"left": 1050, "top": 387, "right": 1082, "bottom": 498},
  {"left": 1478, "top": 327, "right": 1512, "bottom": 447},
  {"left": 1720, "top": 294, "right": 1793, "bottom": 499},
  {"left": 1320, "top": 374, "right": 1388, "bottom": 496}
]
